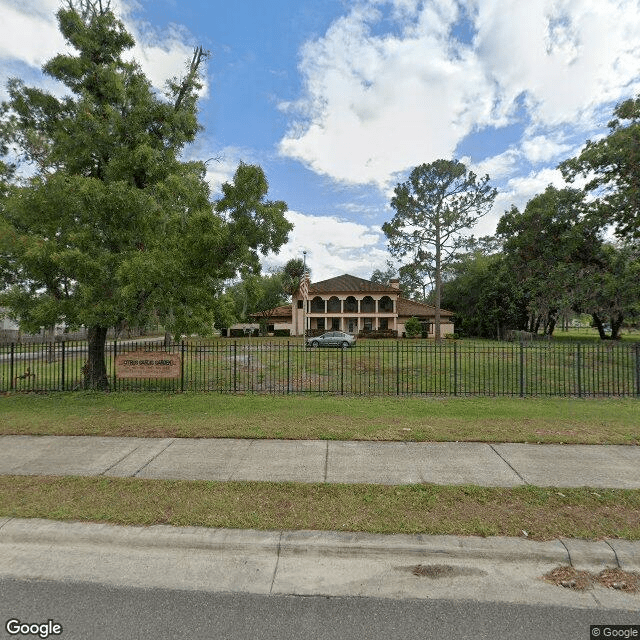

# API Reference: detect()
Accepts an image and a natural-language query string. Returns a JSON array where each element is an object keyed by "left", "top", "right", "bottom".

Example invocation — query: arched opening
[
  {"left": 344, "top": 296, "right": 358, "bottom": 312},
  {"left": 327, "top": 296, "right": 341, "bottom": 313},
  {"left": 360, "top": 296, "right": 375, "bottom": 313},
  {"left": 379, "top": 296, "right": 393, "bottom": 312},
  {"left": 310, "top": 296, "right": 325, "bottom": 313}
]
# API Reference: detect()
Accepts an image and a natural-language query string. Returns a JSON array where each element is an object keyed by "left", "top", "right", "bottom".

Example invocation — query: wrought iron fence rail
[{"left": 1, "top": 340, "right": 639, "bottom": 397}]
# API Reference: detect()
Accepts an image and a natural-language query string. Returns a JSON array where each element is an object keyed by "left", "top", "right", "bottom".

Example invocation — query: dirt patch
[
  {"left": 409, "top": 564, "right": 486, "bottom": 579},
  {"left": 543, "top": 565, "right": 593, "bottom": 590},
  {"left": 542, "top": 565, "right": 640, "bottom": 593},
  {"left": 596, "top": 568, "right": 640, "bottom": 593}
]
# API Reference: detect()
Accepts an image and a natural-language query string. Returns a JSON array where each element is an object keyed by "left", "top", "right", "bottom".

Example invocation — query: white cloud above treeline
[
  {"left": 0, "top": 0, "right": 198, "bottom": 94},
  {"left": 279, "top": 0, "right": 640, "bottom": 189},
  {"left": 263, "top": 210, "right": 389, "bottom": 282}
]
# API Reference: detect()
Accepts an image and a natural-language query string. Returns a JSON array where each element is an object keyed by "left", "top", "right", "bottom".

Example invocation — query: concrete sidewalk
[
  {"left": 1, "top": 518, "right": 639, "bottom": 611},
  {"left": 2, "top": 436, "right": 640, "bottom": 609},
  {"left": 1, "top": 435, "right": 639, "bottom": 488}
]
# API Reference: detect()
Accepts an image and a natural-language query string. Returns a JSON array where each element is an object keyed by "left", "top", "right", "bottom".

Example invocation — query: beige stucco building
[{"left": 254, "top": 274, "right": 454, "bottom": 338}]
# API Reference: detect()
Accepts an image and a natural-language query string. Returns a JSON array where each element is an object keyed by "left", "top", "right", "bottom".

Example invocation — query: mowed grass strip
[
  {"left": 1, "top": 476, "right": 639, "bottom": 540},
  {"left": 1, "top": 392, "right": 639, "bottom": 444}
]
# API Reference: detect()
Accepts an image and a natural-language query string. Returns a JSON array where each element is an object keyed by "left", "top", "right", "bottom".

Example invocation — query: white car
[{"left": 306, "top": 331, "right": 357, "bottom": 349}]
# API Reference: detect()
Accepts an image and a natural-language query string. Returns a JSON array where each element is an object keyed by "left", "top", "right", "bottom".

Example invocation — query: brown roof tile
[
  {"left": 249, "top": 305, "right": 292, "bottom": 319},
  {"left": 397, "top": 297, "right": 453, "bottom": 318},
  {"left": 309, "top": 274, "right": 398, "bottom": 294}
]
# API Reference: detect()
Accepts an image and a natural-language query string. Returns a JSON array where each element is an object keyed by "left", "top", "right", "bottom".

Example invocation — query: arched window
[
  {"left": 344, "top": 296, "right": 358, "bottom": 312},
  {"left": 310, "top": 296, "right": 325, "bottom": 313},
  {"left": 327, "top": 296, "right": 341, "bottom": 313},
  {"left": 361, "top": 296, "right": 375, "bottom": 313},
  {"left": 379, "top": 296, "right": 393, "bottom": 312}
]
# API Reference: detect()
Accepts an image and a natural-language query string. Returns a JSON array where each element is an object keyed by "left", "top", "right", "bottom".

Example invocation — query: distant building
[
  {"left": 0, "top": 308, "right": 19, "bottom": 332},
  {"left": 251, "top": 273, "right": 454, "bottom": 337}
]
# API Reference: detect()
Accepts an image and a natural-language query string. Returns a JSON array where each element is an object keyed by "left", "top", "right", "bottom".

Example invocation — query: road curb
[{"left": 3, "top": 517, "right": 636, "bottom": 570}]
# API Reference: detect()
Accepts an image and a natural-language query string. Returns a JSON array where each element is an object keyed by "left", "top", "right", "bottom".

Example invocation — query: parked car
[{"left": 306, "top": 331, "right": 357, "bottom": 349}]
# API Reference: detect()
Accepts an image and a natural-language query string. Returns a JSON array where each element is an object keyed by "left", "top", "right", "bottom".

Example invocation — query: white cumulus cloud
[
  {"left": 263, "top": 210, "right": 390, "bottom": 281},
  {"left": 0, "top": 0, "right": 199, "bottom": 94},
  {"left": 279, "top": 0, "right": 640, "bottom": 190},
  {"left": 279, "top": 0, "right": 493, "bottom": 188}
]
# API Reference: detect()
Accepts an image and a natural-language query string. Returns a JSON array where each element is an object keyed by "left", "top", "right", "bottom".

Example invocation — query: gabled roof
[
  {"left": 397, "top": 297, "right": 454, "bottom": 318},
  {"left": 250, "top": 304, "right": 292, "bottom": 319},
  {"left": 308, "top": 274, "right": 398, "bottom": 294}
]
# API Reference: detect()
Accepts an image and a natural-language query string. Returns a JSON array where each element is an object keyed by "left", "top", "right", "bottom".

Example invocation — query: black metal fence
[{"left": 2, "top": 339, "right": 639, "bottom": 397}]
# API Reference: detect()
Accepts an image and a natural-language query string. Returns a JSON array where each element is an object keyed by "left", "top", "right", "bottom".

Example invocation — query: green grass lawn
[
  {"left": 552, "top": 327, "right": 640, "bottom": 342},
  {"left": 1, "top": 476, "right": 638, "bottom": 541},
  {"left": 2, "top": 391, "right": 639, "bottom": 539},
  {"left": 1, "top": 392, "right": 639, "bottom": 444}
]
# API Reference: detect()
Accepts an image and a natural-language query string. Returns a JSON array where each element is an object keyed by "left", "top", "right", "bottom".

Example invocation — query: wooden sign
[{"left": 116, "top": 350, "right": 181, "bottom": 379}]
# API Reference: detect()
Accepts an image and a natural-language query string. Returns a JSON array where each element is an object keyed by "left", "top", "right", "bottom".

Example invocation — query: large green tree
[
  {"left": 497, "top": 186, "right": 599, "bottom": 335},
  {"left": 0, "top": 1, "right": 290, "bottom": 388},
  {"left": 227, "top": 271, "right": 288, "bottom": 322},
  {"left": 382, "top": 160, "right": 496, "bottom": 339},
  {"left": 585, "top": 242, "right": 640, "bottom": 339},
  {"left": 560, "top": 95, "right": 640, "bottom": 238},
  {"left": 440, "top": 251, "right": 527, "bottom": 339},
  {"left": 370, "top": 260, "right": 434, "bottom": 301},
  {"left": 495, "top": 185, "right": 639, "bottom": 339}
]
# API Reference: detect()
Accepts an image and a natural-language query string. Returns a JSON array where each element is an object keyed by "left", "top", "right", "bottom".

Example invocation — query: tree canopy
[
  {"left": 496, "top": 185, "right": 638, "bottom": 339},
  {"left": 496, "top": 186, "right": 601, "bottom": 334},
  {"left": 225, "top": 270, "right": 289, "bottom": 324},
  {"left": 440, "top": 250, "right": 527, "bottom": 339},
  {"left": 382, "top": 159, "right": 496, "bottom": 339},
  {"left": 560, "top": 95, "right": 640, "bottom": 239},
  {"left": 0, "top": 1, "right": 291, "bottom": 387},
  {"left": 281, "top": 258, "right": 308, "bottom": 297}
]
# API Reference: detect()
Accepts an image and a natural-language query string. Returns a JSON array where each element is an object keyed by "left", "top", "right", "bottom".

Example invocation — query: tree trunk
[
  {"left": 545, "top": 310, "right": 557, "bottom": 336},
  {"left": 592, "top": 313, "right": 608, "bottom": 340},
  {"left": 610, "top": 312, "right": 624, "bottom": 340},
  {"left": 530, "top": 314, "right": 542, "bottom": 334},
  {"left": 84, "top": 325, "right": 110, "bottom": 390}
]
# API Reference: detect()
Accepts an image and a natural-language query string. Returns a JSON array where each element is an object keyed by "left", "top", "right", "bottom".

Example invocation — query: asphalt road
[{"left": 1, "top": 578, "right": 638, "bottom": 640}]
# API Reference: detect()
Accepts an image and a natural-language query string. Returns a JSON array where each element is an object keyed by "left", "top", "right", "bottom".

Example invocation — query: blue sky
[{"left": 2, "top": 0, "right": 640, "bottom": 281}]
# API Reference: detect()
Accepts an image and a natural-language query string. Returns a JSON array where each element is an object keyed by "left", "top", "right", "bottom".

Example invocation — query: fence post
[
  {"left": 180, "top": 340, "right": 185, "bottom": 393},
  {"left": 519, "top": 341, "right": 525, "bottom": 397},
  {"left": 112, "top": 338, "right": 117, "bottom": 390},
  {"left": 9, "top": 343, "right": 15, "bottom": 391},
  {"left": 340, "top": 345, "right": 344, "bottom": 395},
  {"left": 233, "top": 341, "right": 237, "bottom": 393},
  {"left": 453, "top": 341, "right": 458, "bottom": 396},
  {"left": 576, "top": 343, "right": 582, "bottom": 398},
  {"left": 396, "top": 341, "right": 400, "bottom": 396},
  {"left": 286, "top": 341, "right": 290, "bottom": 394},
  {"left": 636, "top": 342, "right": 640, "bottom": 398},
  {"left": 61, "top": 341, "right": 66, "bottom": 391}
]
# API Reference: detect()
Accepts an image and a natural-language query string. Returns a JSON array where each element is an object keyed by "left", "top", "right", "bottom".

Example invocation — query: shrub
[{"left": 405, "top": 317, "right": 422, "bottom": 338}]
